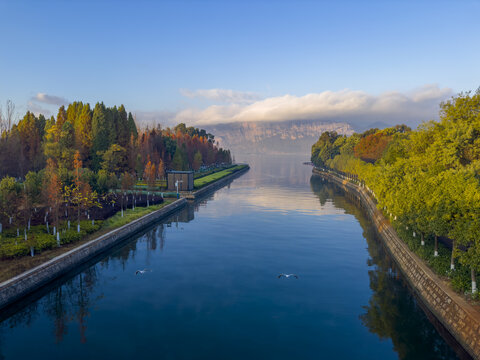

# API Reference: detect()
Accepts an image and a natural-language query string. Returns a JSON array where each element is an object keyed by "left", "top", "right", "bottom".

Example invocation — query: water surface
[{"left": 0, "top": 155, "right": 462, "bottom": 359}]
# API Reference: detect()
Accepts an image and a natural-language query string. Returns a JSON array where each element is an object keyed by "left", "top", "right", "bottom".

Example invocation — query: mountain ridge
[{"left": 204, "top": 119, "right": 355, "bottom": 156}]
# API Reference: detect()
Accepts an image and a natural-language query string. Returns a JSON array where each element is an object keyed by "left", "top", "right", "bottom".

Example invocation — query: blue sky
[{"left": 0, "top": 0, "right": 479, "bottom": 126}]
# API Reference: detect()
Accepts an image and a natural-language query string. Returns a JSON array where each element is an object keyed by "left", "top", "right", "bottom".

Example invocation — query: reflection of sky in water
[
  {"left": 207, "top": 185, "right": 345, "bottom": 217},
  {"left": 205, "top": 154, "right": 346, "bottom": 217}
]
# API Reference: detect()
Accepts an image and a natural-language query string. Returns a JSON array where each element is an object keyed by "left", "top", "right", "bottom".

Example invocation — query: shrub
[
  {"left": 0, "top": 241, "right": 29, "bottom": 258},
  {"left": 2, "top": 227, "right": 20, "bottom": 238},
  {"left": 80, "top": 220, "right": 102, "bottom": 234},
  {"left": 60, "top": 229, "right": 86, "bottom": 244},
  {"left": 30, "top": 224, "right": 50, "bottom": 234},
  {"left": 451, "top": 266, "right": 471, "bottom": 293},
  {"left": 34, "top": 233, "right": 57, "bottom": 251}
]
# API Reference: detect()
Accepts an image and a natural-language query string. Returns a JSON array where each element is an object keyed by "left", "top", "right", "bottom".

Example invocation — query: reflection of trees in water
[
  {"left": 310, "top": 175, "right": 463, "bottom": 360},
  {"left": 43, "top": 266, "right": 99, "bottom": 344},
  {"left": 0, "top": 298, "right": 40, "bottom": 359},
  {"left": 361, "top": 234, "right": 463, "bottom": 359},
  {"left": 0, "top": 204, "right": 193, "bottom": 350},
  {"left": 0, "top": 265, "right": 100, "bottom": 350}
]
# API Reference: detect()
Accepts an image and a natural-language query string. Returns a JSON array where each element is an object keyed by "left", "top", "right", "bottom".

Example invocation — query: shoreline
[
  {"left": 0, "top": 198, "right": 187, "bottom": 311},
  {"left": 313, "top": 168, "right": 480, "bottom": 360},
  {"left": 182, "top": 164, "right": 250, "bottom": 200},
  {"left": 0, "top": 163, "right": 250, "bottom": 312}
]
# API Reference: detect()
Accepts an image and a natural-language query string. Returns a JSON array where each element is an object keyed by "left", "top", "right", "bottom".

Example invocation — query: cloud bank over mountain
[
  {"left": 171, "top": 84, "right": 453, "bottom": 130},
  {"left": 24, "top": 85, "right": 454, "bottom": 132}
]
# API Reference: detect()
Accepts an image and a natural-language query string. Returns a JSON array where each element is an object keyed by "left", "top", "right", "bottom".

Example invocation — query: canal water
[{"left": 0, "top": 155, "right": 463, "bottom": 359}]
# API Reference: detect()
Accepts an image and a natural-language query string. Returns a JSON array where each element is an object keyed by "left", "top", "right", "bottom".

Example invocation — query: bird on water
[
  {"left": 278, "top": 274, "right": 299, "bottom": 279},
  {"left": 135, "top": 269, "right": 151, "bottom": 275}
]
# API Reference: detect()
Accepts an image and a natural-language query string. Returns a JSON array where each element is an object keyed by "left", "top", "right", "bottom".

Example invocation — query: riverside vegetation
[
  {"left": 311, "top": 90, "right": 480, "bottom": 298},
  {"left": 0, "top": 101, "right": 233, "bottom": 260}
]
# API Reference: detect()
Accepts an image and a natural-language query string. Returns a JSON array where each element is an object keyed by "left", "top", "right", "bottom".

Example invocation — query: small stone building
[{"left": 167, "top": 171, "right": 194, "bottom": 191}]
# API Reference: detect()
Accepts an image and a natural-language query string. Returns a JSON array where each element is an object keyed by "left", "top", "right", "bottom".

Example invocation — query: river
[{"left": 0, "top": 155, "right": 464, "bottom": 359}]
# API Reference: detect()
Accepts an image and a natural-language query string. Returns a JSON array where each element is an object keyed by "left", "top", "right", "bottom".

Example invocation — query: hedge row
[{"left": 0, "top": 220, "right": 103, "bottom": 259}]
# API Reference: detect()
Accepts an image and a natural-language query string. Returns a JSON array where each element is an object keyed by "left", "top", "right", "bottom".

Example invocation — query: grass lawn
[
  {"left": 135, "top": 179, "right": 167, "bottom": 189},
  {"left": 194, "top": 165, "right": 247, "bottom": 189},
  {"left": 194, "top": 165, "right": 235, "bottom": 179},
  {"left": 101, "top": 200, "right": 173, "bottom": 229}
]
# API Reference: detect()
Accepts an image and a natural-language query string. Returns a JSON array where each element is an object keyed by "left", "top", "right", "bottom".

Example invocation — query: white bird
[
  {"left": 135, "top": 269, "right": 151, "bottom": 275},
  {"left": 278, "top": 273, "right": 299, "bottom": 279}
]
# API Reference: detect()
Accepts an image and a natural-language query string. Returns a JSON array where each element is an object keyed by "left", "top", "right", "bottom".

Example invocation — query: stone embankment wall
[
  {"left": 313, "top": 168, "right": 480, "bottom": 360},
  {"left": 183, "top": 165, "right": 250, "bottom": 200},
  {"left": 0, "top": 198, "right": 187, "bottom": 311}
]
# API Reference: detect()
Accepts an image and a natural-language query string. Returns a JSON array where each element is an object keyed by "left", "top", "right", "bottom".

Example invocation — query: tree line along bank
[
  {"left": 311, "top": 90, "right": 480, "bottom": 297},
  {"left": 0, "top": 101, "right": 233, "bottom": 258}
]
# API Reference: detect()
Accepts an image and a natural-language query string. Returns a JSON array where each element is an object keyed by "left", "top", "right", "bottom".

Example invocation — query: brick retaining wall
[
  {"left": 313, "top": 168, "right": 480, "bottom": 360},
  {"left": 0, "top": 198, "right": 187, "bottom": 311}
]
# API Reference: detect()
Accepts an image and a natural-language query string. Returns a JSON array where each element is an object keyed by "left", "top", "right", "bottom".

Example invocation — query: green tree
[
  {"left": 311, "top": 131, "right": 341, "bottom": 167},
  {"left": 127, "top": 112, "right": 138, "bottom": 138},
  {"left": 59, "top": 120, "right": 75, "bottom": 169},
  {"left": 75, "top": 103, "right": 93, "bottom": 161},
  {"left": 171, "top": 145, "right": 188, "bottom": 170},
  {"left": 101, "top": 144, "right": 127, "bottom": 175},
  {"left": 91, "top": 102, "right": 110, "bottom": 170},
  {"left": 0, "top": 176, "right": 20, "bottom": 230},
  {"left": 24, "top": 171, "right": 43, "bottom": 205},
  {"left": 116, "top": 105, "right": 129, "bottom": 147}
]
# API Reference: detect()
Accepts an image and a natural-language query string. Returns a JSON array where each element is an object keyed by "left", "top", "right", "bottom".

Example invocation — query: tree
[
  {"left": 171, "top": 145, "right": 188, "bottom": 170},
  {"left": 24, "top": 171, "right": 43, "bottom": 205},
  {"left": 157, "top": 159, "right": 165, "bottom": 180},
  {"left": 120, "top": 172, "right": 135, "bottom": 216},
  {"left": 127, "top": 112, "right": 138, "bottom": 138},
  {"left": 71, "top": 151, "right": 100, "bottom": 232},
  {"left": 75, "top": 103, "right": 93, "bottom": 161},
  {"left": 16, "top": 112, "right": 45, "bottom": 173},
  {"left": 59, "top": 120, "right": 75, "bottom": 170},
  {"left": 354, "top": 131, "right": 392, "bottom": 163},
  {"left": 0, "top": 100, "right": 16, "bottom": 134},
  {"left": 91, "top": 102, "right": 110, "bottom": 170},
  {"left": 22, "top": 171, "right": 43, "bottom": 234},
  {"left": 143, "top": 161, "right": 156, "bottom": 206},
  {"left": 143, "top": 160, "right": 156, "bottom": 190},
  {"left": 193, "top": 151, "right": 203, "bottom": 171},
  {"left": 101, "top": 144, "right": 127, "bottom": 175},
  {"left": 311, "top": 131, "right": 341, "bottom": 167},
  {"left": 116, "top": 105, "right": 129, "bottom": 147},
  {"left": 56, "top": 106, "right": 67, "bottom": 129},
  {"left": 43, "top": 159, "right": 63, "bottom": 240},
  {"left": 0, "top": 176, "right": 20, "bottom": 231}
]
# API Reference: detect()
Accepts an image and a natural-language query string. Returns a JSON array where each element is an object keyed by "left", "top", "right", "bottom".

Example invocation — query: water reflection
[
  {"left": 0, "top": 205, "right": 196, "bottom": 356},
  {"left": 0, "top": 156, "right": 468, "bottom": 359},
  {"left": 310, "top": 175, "right": 466, "bottom": 360}
]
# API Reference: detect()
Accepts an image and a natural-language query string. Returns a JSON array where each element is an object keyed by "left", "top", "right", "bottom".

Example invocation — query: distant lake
[{"left": 0, "top": 155, "right": 463, "bottom": 359}]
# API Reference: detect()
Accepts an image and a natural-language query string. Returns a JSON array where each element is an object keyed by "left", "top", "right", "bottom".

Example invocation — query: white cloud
[
  {"left": 27, "top": 101, "right": 52, "bottom": 117},
  {"left": 180, "top": 88, "right": 263, "bottom": 104},
  {"left": 31, "top": 92, "right": 68, "bottom": 106},
  {"left": 172, "top": 84, "right": 453, "bottom": 128}
]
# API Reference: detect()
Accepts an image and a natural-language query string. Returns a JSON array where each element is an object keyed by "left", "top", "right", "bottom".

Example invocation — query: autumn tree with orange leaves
[{"left": 143, "top": 160, "right": 156, "bottom": 190}]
